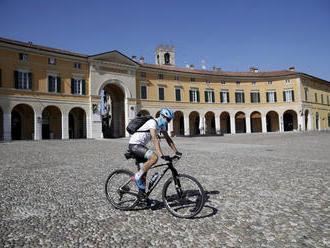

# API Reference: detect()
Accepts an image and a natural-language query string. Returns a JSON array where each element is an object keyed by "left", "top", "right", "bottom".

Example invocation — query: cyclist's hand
[
  {"left": 175, "top": 152, "right": 182, "bottom": 157},
  {"left": 161, "top": 155, "right": 171, "bottom": 161}
]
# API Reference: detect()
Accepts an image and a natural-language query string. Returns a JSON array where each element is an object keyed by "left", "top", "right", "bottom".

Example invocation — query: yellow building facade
[{"left": 0, "top": 38, "right": 329, "bottom": 141}]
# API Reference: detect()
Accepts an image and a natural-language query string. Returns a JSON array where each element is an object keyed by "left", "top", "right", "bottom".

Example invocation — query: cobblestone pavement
[{"left": 0, "top": 132, "right": 329, "bottom": 248}]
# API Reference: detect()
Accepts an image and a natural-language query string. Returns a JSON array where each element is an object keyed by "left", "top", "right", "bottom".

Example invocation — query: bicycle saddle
[{"left": 124, "top": 151, "right": 135, "bottom": 160}]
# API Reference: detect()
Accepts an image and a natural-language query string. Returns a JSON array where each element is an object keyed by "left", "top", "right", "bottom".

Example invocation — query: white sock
[{"left": 135, "top": 169, "right": 144, "bottom": 180}]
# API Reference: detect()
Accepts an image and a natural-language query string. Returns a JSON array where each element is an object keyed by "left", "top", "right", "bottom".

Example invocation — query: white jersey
[{"left": 129, "top": 118, "right": 166, "bottom": 146}]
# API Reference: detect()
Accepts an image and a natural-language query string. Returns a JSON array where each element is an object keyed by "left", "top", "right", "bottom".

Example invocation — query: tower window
[{"left": 164, "top": 53, "right": 170, "bottom": 65}]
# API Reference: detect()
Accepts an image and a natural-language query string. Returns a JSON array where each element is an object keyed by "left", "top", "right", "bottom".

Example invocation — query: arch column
[
  {"left": 34, "top": 112, "right": 42, "bottom": 140},
  {"left": 168, "top": 120, "right": 173, "bottom": 136},
  {"left": 3, "top": 111, "right": 11, "bottom": 141},
  {"left": 308, "top": 113, "right": 313, "bottom": 130},
  {"left": 62, "top": 112, "right": 69, "bottom": 139},
  {"left": 215, "top": 116, "right": 221, "bottom": 134},
  {"left": 262, "top": 116, "right": 267, "bottom": 133},
  {"left": 199, "top": 116, "right": 205, "bottom": 135},
  {"left": 230, "top": 116, "right": 236, "bottom": 134},
  {"left": 184, "top": 115, "right": 190, "bottom": 136},
  {"left": 279, "top": 115, "right": 284, "bottom": 132},
  {"left": 299, "top": 114, "right": 305, "bottom": 131},
  {"left": 246, "top": 116, "right": 251, "bottom": 133}
]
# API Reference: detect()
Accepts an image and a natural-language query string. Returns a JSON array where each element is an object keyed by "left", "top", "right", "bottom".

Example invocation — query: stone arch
[
  {"left": 220, "top": 111, "right": 231, "bottom": 134},
  {"left": 68, "top": 107, "right": 86, "bottom": 139},
  {"left": 304, "top": 109, "right": 309, "bottom": 131},
  {"left": 137, "top": 109, "right": 150, "bottom": 116},
  {"left": 173, "top": 111, "right": 184, "bottom": 136},
  {"left": 250, "top": 111, "right": 262, "bottom": 133},
  {"left": 42, "top": 106, "right": 62, "bottom": 139},
  {"left": 11, "top": 104, "right": 34, "bottom": 140},
  {"left": 205, "top": 111, "right": 215, "bottom": 135},
  {"left": 283, "top": 110, "right": 298, "bottom": 131},
  {"left": 0, "top": 106, "right": 3, "bottom": 140},
  {"left": 235, "top": 111, "right": 246, "bottom": 133},
  {"left": 266, "top": 111, "right": 279, "bottom": 132},
  {"left": 98, "top": 79, "right": 131, "bottom": 99},
  {"left": 189, "top": 111, "right": 200, "bottom": 135}
]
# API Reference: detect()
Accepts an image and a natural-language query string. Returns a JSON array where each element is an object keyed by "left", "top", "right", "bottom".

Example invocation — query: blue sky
[{"left": 1, "top": 0, "right": 330, "bottom": 81}]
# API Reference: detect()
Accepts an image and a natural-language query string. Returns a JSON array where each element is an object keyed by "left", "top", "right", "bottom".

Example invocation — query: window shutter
[
  {"left": 242, "top": 92, "right": 245, "bottom": 103},
  {"left": 57, "top": 77, "right": 61, "bottom": 93},
  {"left": 197, "top": 90, "right": 200, "bottom": 102},
  {"left": 189, "top": 90, "right": 193, "bottom": 102},
  {"left": 250, "top": 92, "right": 253, "bottom": 103},
  {"left": 212, "top": 91, "right": 215, "bottom": 103},
  {"left": 292, "top": 90, "right": 294, "bottom": 102},
  {"left": 283, "top": 91, "right": 286, "bottom": 102},
  {"left": 227, "top": 92, "right": 230, "bottom": 103},
  {"left": 266, "top": 92, "right": 269, "bottom": 102},
  {"left": 14, "top": 71, "right": 19, "bottom": 88},
  {"left": 0, "top": 68, "right": 2, "bottom": 87},
  {"left": 235, "top": 92, "right": 238, "bottom": 103},
  {"left": 220, "top": 92, "right": 223, "bottom": 103},
  {"left": 71, "top": 79, "right": 74, "bottom": 94},
  {"left": 257, "top": 92, "right": 260, "bottom": 103},
  {"left": 48, "top": 76, "right": 52, "bottom": 92},
  {"left": 28, "top": 72, "right": 33, "bottom": 90},
  {"left": 204, "top": 91, "right": 208, "bottom": 103},
  {"left": 19, "top": 53, "right": 23, "bottom": 60},
  {"left": 274, "top": 92, "right": 277, "bottom": 102},
  {"left": 82, "top": 80, "right": 86, "bottom": 95}
]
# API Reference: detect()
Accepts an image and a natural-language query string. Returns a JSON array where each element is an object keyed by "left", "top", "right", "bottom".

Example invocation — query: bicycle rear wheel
[
  {"left": 105, "top": 169, "right": 139, "bottom": 210},
  {"left": 162, "top": 174, "right": 205, "bottom": 218}
]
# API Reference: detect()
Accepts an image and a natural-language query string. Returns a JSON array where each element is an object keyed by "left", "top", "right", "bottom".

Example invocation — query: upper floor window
[
  {"left": 14, "top": 70, "right": 32, "bottom": 90},
  {"left": 71, "top": 78, "right": 85, "bottom": 95},
  {"left": 266, "top": 91, "right": 277, "bottom": 103},
  {"left": 189, "top": 88, "right": 200, "bottom": 102},
  {"left": 204, "top": 90, "right": 215, "bottom": 103},
  {"left": 221, "top": 80, "right": 226, "bottom": 85},
  {"left": 285, "top": 79, "right": 291, "bottom": 84},
  {"left": 268, "top": 81, "right": 272, "bottom": 85},
  {"left": 235, "top": 90, "right": 245, "bottom": 103},
  {"left": 158, "top": 86, "right": 165, "bottom": 101},
  {"left": 250, "top": 91, "right": 260, "bottom": 103},
  {"left": 327, "top": 95, "right": 329, "bottom": 105},
  {"left": 206, "top": 79, "right": 211, "bottom": 84},
  {"left": 315, "top": 93, "right": 318, "bottom": 103},
  {"left": 321, "top": 94, "right": 324, "bottom": 104},
  {"left": 220, "top": 90, "right": 229, "bottom": 103},
  {"left": 74, "top": 63, "right": 81, "bottom": 69},
  {"left": 283, "top": 89, "right": 294, "bottom": 102},
  {"left": 252, "top": 81, "right": 256, "bottom": 86},
  {"left": 158, "top": 73, "right": 163, "bottom": 80},
  {"left": 19, "top": 53, "right": 28, "bottom": 61},
  {"left": 0, "top": 68, "right": 2, "bottom": 87},
  {"left": 48, "top": 58, "right": 56, "bottom": 65},
  {"left": 140, "top": 84, "right": 147, "bottom": 99},
  {"left": 175, "top": 87, "right": 181, "bottom": 102},
  {"left": 174, "top": 75, "right": 179, "bottom": 81},
  {"left": 48, "top": 75, "right": 61, "bottom": 93},
  {"left": 190, "top": 77, "right": 196, "bottom": 82},
  {"left": 236, "top": 81, "right": 241, "bottom": 86},
  {"left": 304, "top": 88, "right": 309, "bottom": 101}
]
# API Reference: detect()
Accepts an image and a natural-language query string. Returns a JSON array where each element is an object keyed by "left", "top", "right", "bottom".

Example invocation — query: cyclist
[{"left": 128, "top": 107, "right": 182, "bottom": 192}]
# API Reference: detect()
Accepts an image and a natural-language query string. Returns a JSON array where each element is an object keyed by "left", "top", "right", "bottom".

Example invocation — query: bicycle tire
[
  {"left": 105, "top": 169, "right": 139, "bottom": 210},
  {"left": 162, "top": 174, "right": 205, "bottom": 218}
]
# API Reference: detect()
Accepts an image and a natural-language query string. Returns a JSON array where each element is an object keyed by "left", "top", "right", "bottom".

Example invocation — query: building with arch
[{"left": 0, "top": 37, "right": 329, "bottom": 141}]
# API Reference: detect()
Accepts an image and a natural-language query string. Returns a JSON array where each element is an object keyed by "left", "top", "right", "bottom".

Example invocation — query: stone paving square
[{"left": 0, "top": 132, "right": 329, "bottom": 247}]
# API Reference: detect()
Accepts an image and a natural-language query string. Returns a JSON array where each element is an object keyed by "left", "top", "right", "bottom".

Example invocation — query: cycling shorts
[{"left": 128, "top": 144, "right": 153, "bottom": 163}]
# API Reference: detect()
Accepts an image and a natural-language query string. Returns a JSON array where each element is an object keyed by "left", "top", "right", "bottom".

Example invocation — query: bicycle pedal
[{"left": 131, "top": 176, "right": 135, "bottom": 182}]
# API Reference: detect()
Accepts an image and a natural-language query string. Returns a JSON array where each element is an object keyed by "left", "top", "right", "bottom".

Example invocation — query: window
[
  {"left": 266, "top": 91, "right": 277, "bottom": 103},
  {"left": 220, "top": 90, "right": 229, "bottom": 103},
  {"left": 327, "top": 95, "right": 329, "bottom": 105},
  {"left": 321, "top": 94, "right": 324, "bottom": 104},
  {"left": 252, "top": 81, "right": 256, "bottom": 86},
  {"left": 174, "top": 75, "right": 179, "bottom": 81},
  {"left": 304, "top": 88, "right": 309, "bottom": 101},
  {"left": 14, "top": 71, "right": 32, "bottom": 90},
  {"left": 158, "top": 73, "right": 163, "bottom": 80},
  {"left": 158, "top": 86, "right": 165, "bottom": 101},
  {"left": 71, "top": 78, "right": 86, "bottom": 95},
  {"left": 206, "top": 79, "right": 211, "bottom": 84},
  {"left": 175, "top": 88, "right": 181, "bottom": 102},
  {"left": 0, "top": 68, "right": 2, "bottom": 87},
  {"left": 190, "top": 77, "right": 196, "bottom": 82},
  {"left": 19, "top": 53, "right": 28, "bottom": 61},
  {"left": 189, "top": 88, "right": 200, "bottom": 102},
  {"left": 250, "top": 91, "right": 260, "bottom": 103},
  {"left": 268, "top": 81, "right": 272, "bottom": 85},
  {"left": 283, "top": 89, "right": 295, "bottom": 102},
  {"left": 204, "top": 90, "right": 215, "bottom": 103},
  {"left": 140, "top": 84, "right": 147, "bottom": 99},
  {"left": 235, "top": 91, "right": 245, "bottom": 103},
  {"left": 285, "top": 79, "right": 291, "bottom": 84},
  {"left": 140, "top": 72, "right": 146, "bottom": 78},
  {"left": 74, "top": 63, "right": 81, "bottom": 69},
  {"left": 48, "top": 58, "right": 56, "bottom": 65},
  {"left": 315, "top": 93, "right": 318, "bottom": 103},
  {"left": 221, "top": 80, "right": 226, "bottom": 85},
  {"left": 236, "top": 81, "right": 240, "bottom": 86},
  {"left": 48, "top": 75, "right": 61, "bottom": 93}
]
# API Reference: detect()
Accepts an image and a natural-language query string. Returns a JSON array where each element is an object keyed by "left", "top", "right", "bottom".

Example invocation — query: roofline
[{"left": 88, "top": 50, "right": 140, "bottom": 65}]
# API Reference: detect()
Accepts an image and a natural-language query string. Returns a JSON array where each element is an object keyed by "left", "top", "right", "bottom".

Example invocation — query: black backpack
[{"left": 126, "top": 116, "right": 156, "bottom": 134}]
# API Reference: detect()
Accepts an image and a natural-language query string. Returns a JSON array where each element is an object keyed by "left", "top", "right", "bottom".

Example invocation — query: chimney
[
  {"left": 131, "top": 56, "right": 137, "bottom": 61},
  {"left": 139, "top": 56, "right": 144, "bottom": 64},
  {"left": 190, "top": 64, "right": 194, "bottom": 70},
  {"left": 250, "top": 66, "right": 259, "bottom": 73},
  {"left": 216, "top": 67, "right": 222, "bottom": 72},
  {"left": 289, "top": 66, "right": 295, "bottom": 71}
]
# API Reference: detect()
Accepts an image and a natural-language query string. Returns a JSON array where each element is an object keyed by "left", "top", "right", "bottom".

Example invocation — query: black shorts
[{"left": 128, "top": 144, "right": 153, "bottom": 163}]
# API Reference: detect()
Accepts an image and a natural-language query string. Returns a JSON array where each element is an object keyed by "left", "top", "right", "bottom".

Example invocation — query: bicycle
[{"left": 105, "top": 152, "right": 205, "bottom": 218}]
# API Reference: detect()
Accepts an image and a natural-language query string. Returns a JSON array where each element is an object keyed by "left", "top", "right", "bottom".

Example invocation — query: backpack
[{"left": 126, "top": 115, "right": 156, "bottom": 134}]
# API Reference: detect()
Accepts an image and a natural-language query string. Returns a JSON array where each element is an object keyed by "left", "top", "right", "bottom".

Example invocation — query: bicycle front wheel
[
  {"left": 105, "top": 169, "right": 139, "bottom": 210},
  {"left": 162, "top": 174, "right": 205, "bottom": 218}
]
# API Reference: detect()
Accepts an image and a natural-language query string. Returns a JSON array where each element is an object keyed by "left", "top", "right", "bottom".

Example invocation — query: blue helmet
[{"left": 160, "top": 107, "right": 174, "bottom": 119}]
